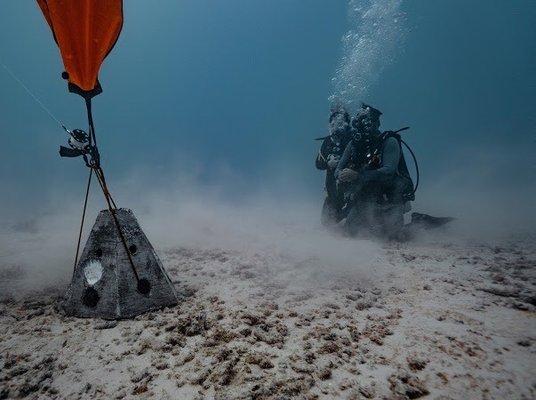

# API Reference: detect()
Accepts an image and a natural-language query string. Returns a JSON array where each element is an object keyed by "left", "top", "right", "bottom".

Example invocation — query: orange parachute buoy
[{"left": 36, "top": 0, "right": 123, "bottom": 98}]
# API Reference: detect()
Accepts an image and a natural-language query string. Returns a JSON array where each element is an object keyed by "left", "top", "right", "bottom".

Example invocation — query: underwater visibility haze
[
  {"left": 0, "top": 0, "right": 533, "bottom": 224},
  {"left": 0, "top": 0, "right": 533, "bottom": 290}
]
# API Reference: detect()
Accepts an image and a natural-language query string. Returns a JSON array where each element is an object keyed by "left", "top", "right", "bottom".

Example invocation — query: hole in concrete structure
[
  {"left": 95, "top": 248, "right": 103, "bottom": 258},
  {"left": 129, "top": 244, "right": 137, "bottom": 255},
  {"left": 137, "top": 278, "right": 151, "bottom": 295},
  {"left": 82, "top": 287, "right": 100, "bottom": 308}
]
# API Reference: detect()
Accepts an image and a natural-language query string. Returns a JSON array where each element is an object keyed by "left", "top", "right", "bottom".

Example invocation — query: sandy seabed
[{"left": 1, "top": 236, "right": 535, "bottom": 400}]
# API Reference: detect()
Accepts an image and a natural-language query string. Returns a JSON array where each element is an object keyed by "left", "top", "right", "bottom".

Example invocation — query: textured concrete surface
[{"left": 61, "top": 208, "right": 178, "bottom": 319}]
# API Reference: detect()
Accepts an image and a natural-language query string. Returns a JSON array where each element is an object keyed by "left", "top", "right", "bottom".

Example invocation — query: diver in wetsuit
[
  {"left": 315, "top": 105, "right": 352, "bottom": 226},
  {"left": 335, "top": 103, "right": 414, "bottom": 239}
]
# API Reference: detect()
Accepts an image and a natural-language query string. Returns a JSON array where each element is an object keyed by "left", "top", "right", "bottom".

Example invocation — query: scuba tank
[
  {"left": 342, "top": 127, "right": 419, "bottom": 203},
  {"left": 372, "top": 127, "right": 418, "bottom": 202}
]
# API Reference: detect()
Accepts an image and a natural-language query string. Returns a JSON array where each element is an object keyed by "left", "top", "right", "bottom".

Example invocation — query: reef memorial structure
[
  {"left": 62, "top": 209, "right": 178, "bottom": 319},
  {"left": 35, "top": 0, "right": 178, "bottom": 318}
]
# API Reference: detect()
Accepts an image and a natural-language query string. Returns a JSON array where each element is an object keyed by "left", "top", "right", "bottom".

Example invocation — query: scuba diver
[
  {"left": 315, "top": 104, "right": 353, "bottom": 226},
  {"left": 335, "top": 103, "right": 415, "bottom": 240}
]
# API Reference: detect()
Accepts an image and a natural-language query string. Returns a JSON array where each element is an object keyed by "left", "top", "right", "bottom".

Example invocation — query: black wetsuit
[
  {"left": 316, "top": 135, "right": 350, "bottom": 225},
  {"left": 335, "top": 133, "right": 413, "bottom": 237}
]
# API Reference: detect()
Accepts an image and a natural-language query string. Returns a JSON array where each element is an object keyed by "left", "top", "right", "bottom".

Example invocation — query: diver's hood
[{"left": 360, "top": 103, "right": 382, "bottom": 118}]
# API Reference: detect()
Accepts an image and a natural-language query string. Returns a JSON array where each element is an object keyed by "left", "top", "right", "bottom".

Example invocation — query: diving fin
[{"left": 409, "top": 212, "right": 454, "bottom": 230}]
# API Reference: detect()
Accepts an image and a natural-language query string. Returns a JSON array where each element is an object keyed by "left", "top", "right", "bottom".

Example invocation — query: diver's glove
[
  {"left": 338, "top": 168, "right": 359, "bottom": 182},
  {"left": 327, "top": 154, "right": 340, "bottom": 169}
]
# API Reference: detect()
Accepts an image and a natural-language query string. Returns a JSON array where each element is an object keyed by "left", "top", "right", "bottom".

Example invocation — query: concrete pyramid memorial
[{"left": 62, "top": 208, "right": 178, "bottom": 319}]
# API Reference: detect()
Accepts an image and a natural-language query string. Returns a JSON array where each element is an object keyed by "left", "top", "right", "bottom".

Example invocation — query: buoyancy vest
[
  {"left": 317, "top": 135, "right": 351, "bottom": 199},
  {"left": 352, "top": 131, "right": 416, "bottom": 202}
]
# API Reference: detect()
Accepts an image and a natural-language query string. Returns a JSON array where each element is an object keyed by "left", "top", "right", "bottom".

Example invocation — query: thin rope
[
  {"left": 1, "top": 62, "right": 70, "bottom": 134},
  {"left": 95, "top": 166, "right": 139, "bottom": 281},
  {"left": 74, "top": 168, "right": 93, "bottom": 268},
  {"left": 84, "top": 98, "right": 138, "bottom": 281},
  {"left": 95, "top": 167, "right": 118, "bottom": 209}
]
